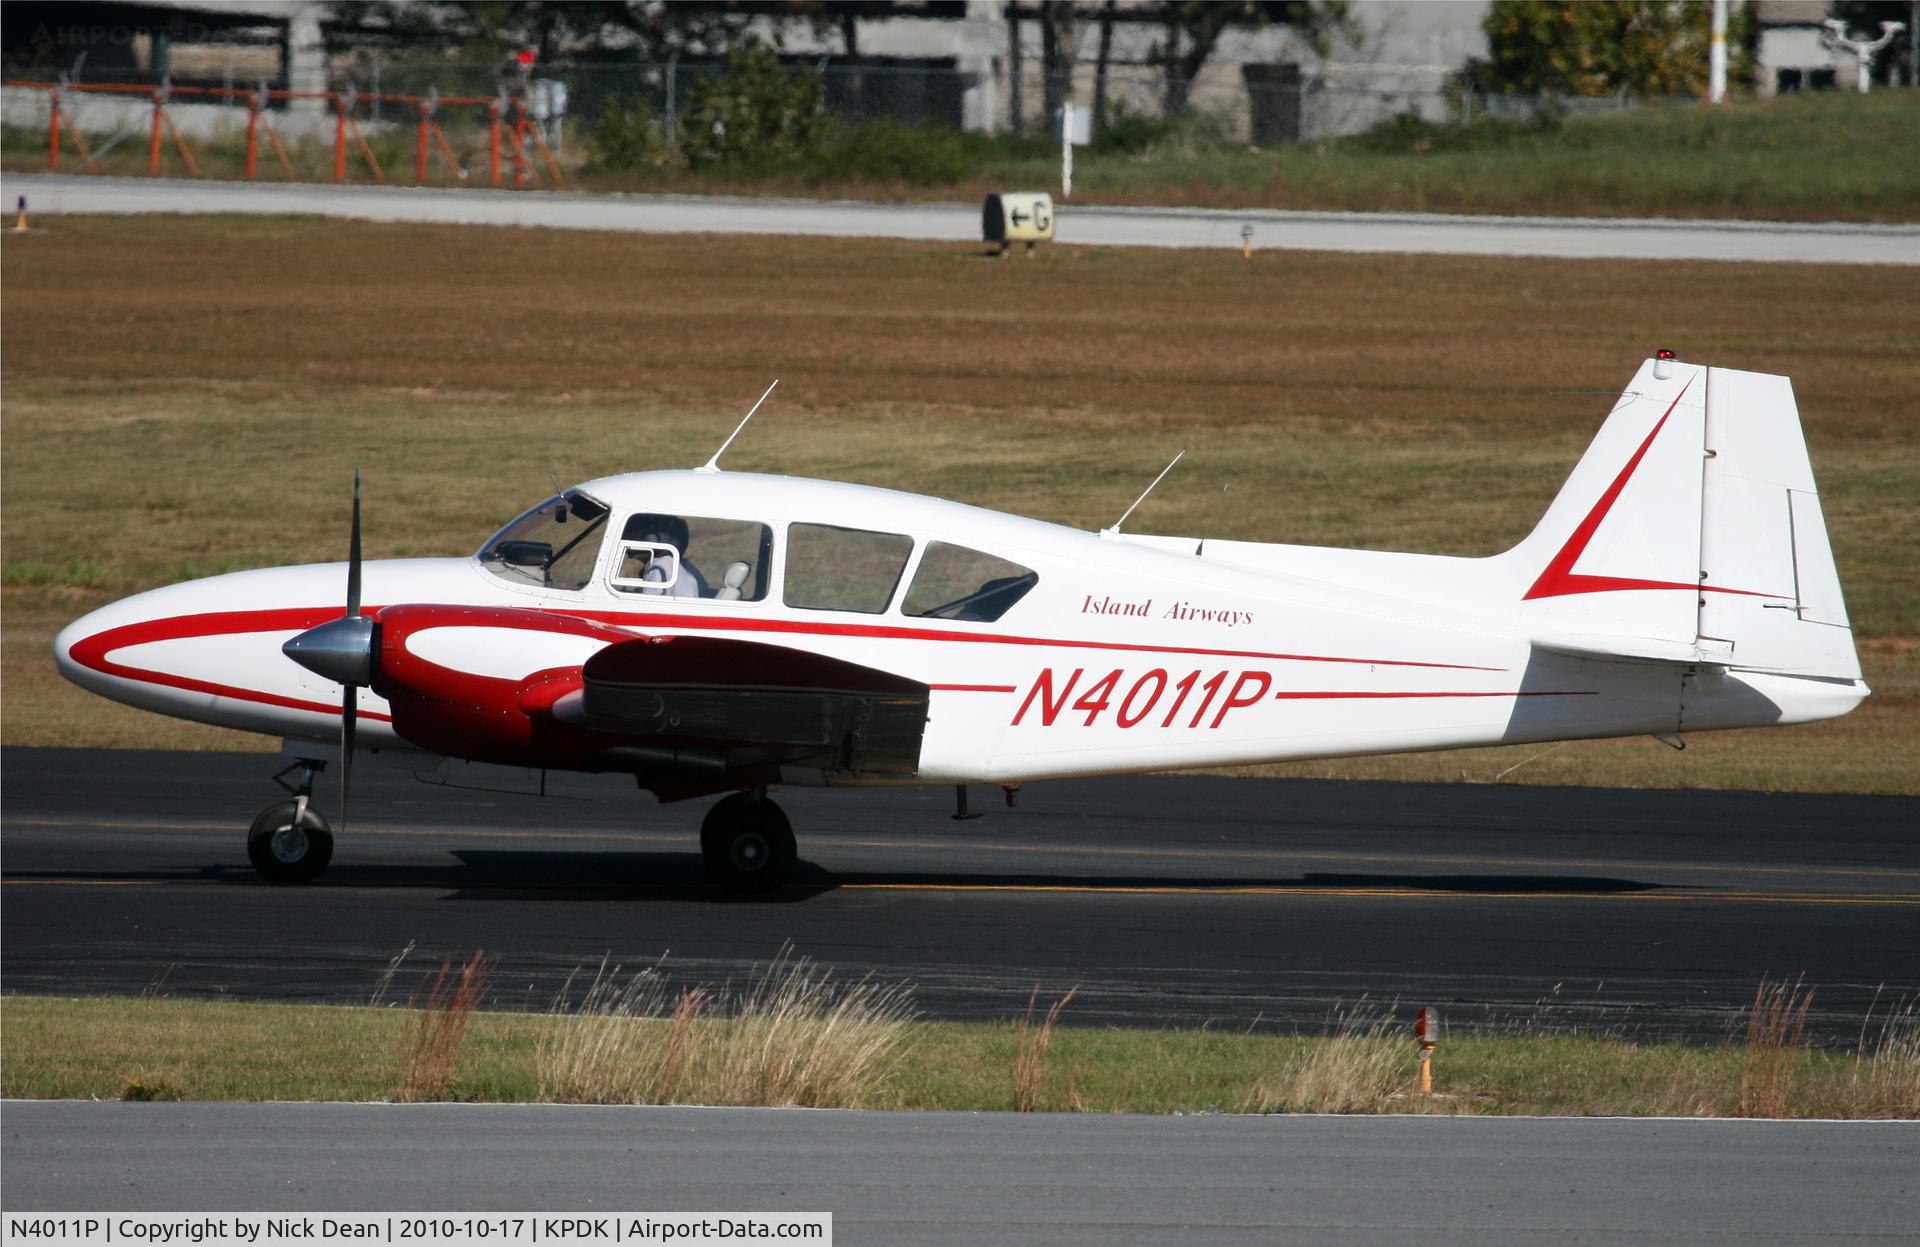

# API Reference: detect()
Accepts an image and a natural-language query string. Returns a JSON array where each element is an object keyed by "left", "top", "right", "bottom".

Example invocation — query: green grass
[
  {"left": 5, "top": 90, "right": 1916, "bottom": 221},
  {"left": 4, "top": 995, "right": 1915, "bottom": 1118}
]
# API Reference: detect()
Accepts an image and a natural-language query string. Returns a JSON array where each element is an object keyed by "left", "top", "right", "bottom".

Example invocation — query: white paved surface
[
  {"left": 4, "top": 1102, "right": 1918, "bottom": 1245},
  {"left": 5, "top": 172, "right": 1916, "bottom": 265}
]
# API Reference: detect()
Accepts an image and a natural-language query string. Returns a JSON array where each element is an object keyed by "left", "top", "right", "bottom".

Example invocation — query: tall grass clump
[
  {"left": 701, "top": 948, "right": 916, "bottom": 1107},
  {"left": 536, "top": 948, "right": 915, "bottom": 1109},
  {"left": 1845, "top": 996, "right": 1920, "bottom": 1119},
  {"left": 1739, "top": 975, "right": 1812, "bottom": 1118},
  {"left": 536, "top": 958, "right": 710, "bottom": 1104},
  {"left": 1012, "top": 986, "right": 1078, "bottom": 1112},
  {"left": 394, "top": 950, "right": 493, "bottom": 1103},
  {"left": 1246, "top": 1004, "right": 1410, "bottom": 1114}
]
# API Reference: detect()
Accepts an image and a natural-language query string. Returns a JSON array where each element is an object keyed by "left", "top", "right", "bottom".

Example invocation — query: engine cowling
[{"left": 372, "top": 604, "right": 628, "bottom": 767}]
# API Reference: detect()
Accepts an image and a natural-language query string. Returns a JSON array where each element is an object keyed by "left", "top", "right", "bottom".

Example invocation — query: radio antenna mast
[
  {"left": 1103, "top": 450, "right": 1185, "bottom": 536},
  {"left": 698, "top": 380, "right": 778, "bottom": 473}
]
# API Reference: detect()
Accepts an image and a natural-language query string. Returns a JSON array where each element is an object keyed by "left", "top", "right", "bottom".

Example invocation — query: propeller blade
[
  {"left": 339, "top": 688, "right": 356, "bottom": 835},
  {"left": 346, "top": 468, "right": 363, "bottom": 619},
  {"left": 341, "top": 468, "right": 363, "bottom": 833}
]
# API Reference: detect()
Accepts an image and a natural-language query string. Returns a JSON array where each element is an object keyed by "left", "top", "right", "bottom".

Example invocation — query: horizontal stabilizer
[{"left": 1532, "top": 633, "right": 1734, "bottom": 667}]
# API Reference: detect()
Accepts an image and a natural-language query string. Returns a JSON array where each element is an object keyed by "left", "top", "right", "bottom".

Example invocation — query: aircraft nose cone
[
  {"left": 53, "top": 608, "right": 109, "bottom": 686},
  {"left": 283, "top": 615, "right": 376, "bottom": 686}
]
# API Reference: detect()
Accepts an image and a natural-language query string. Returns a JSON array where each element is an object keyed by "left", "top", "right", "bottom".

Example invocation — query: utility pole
[{"left": 1709, "top": 0, "right": 1728, "bottom": 103}]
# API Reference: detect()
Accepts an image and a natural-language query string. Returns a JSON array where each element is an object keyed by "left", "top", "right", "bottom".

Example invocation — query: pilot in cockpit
[{"left": 622, "top": 513, "right": 712, "bottom": 598}]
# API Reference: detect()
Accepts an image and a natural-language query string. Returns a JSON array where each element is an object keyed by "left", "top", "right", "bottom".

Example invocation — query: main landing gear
[
  {"left": 247, "top": 759, "right": 335, "bottom": 884},
  {"left": 700, "top": 789, "right": 796, "bottom": 892},
  {"left": 242, "top": 761, "right": 798, "bottom": 892}
]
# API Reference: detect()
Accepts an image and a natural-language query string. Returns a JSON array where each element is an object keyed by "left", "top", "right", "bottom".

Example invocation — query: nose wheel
[
  {"left": 700, "top": 791, "right": 796, "bottom": 892},
  {"left": 247, "top": 797, "right": 334, "bottom": 883}
]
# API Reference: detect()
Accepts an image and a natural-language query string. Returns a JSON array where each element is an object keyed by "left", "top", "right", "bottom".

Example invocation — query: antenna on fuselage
[
  {"left": 1102, "top": 449, "right": 1185, "bottom": 537},
  {"left": 697, "top": 379, "right": 778, "bottom": 474}
]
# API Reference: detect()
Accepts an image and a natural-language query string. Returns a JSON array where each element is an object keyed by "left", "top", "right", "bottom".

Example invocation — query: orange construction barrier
[
  {"left": 146, "top": 82, "right": 202, "bottom": 177},
  {"left": 12, "top": 79, "right": 549, "bottom": 189}
]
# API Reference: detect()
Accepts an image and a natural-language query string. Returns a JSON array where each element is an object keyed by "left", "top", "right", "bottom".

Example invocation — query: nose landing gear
[
  {"left": 700, "top": 789, "right": 795, "bottom": 892},
  {"left": 247, "top": 759, "right": 335, "bottom": 883}
]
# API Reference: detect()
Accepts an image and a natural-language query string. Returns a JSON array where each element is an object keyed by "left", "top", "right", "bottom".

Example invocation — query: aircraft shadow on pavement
[{"left": 4, "top": 854, "right": 1668, "bottom": 901}]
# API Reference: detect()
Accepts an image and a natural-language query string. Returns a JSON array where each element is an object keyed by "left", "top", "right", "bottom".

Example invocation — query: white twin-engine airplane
[{"left": 56, "top": 356, "right": 1867, "bottom": 889}]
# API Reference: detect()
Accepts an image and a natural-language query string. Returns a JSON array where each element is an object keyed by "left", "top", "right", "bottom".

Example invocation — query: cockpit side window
[
  {"left": 784, "top": 523, "right": 913, "bottom": 614},
  {"left": 613, "top": 513, "right": 773, "bottom": 602},
  {"left": 902, "top": 542, "right": 1039, "bottom": 622},
  {"left": 477, "top": 491, "right": 609, "bottom": 591}
]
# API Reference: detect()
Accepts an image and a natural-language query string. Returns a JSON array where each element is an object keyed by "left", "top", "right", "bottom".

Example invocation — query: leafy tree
[
  {"left": 328, "top": 2, "right": 783, "bottom": 62},
  {"left": 680, "top": 39, "right": 826, "bottom": 168},
  {"left": 586, "top": 97, "right": 671, "bottom": 173},
  {"left": 1041, "top": 1, "right": 1082, "bottom": 127},
  {"left": 1458, "top": 1, "right": 1756, "bottom": 98}
]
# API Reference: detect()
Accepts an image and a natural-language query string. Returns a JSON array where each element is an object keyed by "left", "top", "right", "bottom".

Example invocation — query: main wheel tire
[
  {"left": 247, "top": 800, "right": 334, "bottom": 883},
  {"left": 700, "top": 792, "right": 796, "bottom": 892}
]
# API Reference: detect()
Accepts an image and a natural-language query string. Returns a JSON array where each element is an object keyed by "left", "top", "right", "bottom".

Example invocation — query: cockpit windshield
[{"left": 476, "top": 490, "right": 609, "bottom": 590}]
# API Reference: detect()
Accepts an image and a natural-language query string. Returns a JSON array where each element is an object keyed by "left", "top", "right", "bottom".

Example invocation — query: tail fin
[{"left": 1506, "top": 357, "right": 1861, "bottom": 681}]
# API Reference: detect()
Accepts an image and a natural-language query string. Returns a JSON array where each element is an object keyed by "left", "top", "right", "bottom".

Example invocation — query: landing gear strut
[
  {"left": 700, "top": 790, "right": 795, "bottom": 892},
  {"left": 247, "top": 760, "right": 334, "bottom": 883}
]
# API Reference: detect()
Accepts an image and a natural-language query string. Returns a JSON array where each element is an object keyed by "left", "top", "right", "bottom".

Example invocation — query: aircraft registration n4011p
[{"left": 56, "top": 357, "right": 1867, "bottom": 889}]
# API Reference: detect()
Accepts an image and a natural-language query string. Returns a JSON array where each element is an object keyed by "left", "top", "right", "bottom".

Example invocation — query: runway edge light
[
  {"left": 983, "top": 192, "right": 1055, "bottom": 256},
  {"left": 1415, "top": 1007, "right": 1439, "bottom": 1095}
]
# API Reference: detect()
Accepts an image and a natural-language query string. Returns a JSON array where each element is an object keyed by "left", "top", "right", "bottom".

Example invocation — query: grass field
[
  {"left": 2, "top": 215, "right": 1915, "bottom": 792},
  {"left": 5, "top": 90, "right": 1917, "bottom": 222},
  {"left": 5, "top": 993, "right": 1916, "bottom": 1118}
]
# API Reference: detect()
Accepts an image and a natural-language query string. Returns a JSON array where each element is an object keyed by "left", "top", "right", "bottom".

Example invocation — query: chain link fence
[{"left": 5, "top": 52, "right": 1688, "bottom": 156}]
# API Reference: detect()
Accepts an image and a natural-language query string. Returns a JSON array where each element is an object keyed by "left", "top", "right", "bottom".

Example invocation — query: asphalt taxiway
[
  {"left": 6, "top": 1101, "right": 1917, "bottom": 1244},
  {"left": 5, "top": 173, "right": 1917, "bottom": 265},
  {"left": 5, "top": 747, "right": 1916, "bottom": 1042}
]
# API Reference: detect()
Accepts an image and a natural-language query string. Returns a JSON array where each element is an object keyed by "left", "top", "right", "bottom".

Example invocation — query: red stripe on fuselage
[
  {"left": 66, "top": 600, "right": 1510, "bottom": 724},
  {"left": 65, "top": 608, "right": 396, "bottom": 722},
  {"left": 1272, "top": 689, "right": 1596, "bottom": 700},
  {"left": 559, "top": 609, "right": 1506, "bottom": 672}
]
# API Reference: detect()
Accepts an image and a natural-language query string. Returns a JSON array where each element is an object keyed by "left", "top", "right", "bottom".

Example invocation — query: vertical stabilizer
[{"left": 1508, "top": 359, "right": 1861, "bottom": 682}]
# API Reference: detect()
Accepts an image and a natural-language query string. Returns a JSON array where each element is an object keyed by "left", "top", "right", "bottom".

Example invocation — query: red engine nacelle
[{"left": 371, "top": 604, "right": 628, "bottom": 768}]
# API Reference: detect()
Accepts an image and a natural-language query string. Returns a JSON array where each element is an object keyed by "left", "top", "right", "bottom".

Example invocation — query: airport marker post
[{"left": 1416, "top": 1007, "right": 1439, "bottom": 1095}]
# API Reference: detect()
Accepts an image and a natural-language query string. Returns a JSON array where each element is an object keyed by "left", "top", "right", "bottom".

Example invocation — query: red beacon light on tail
[{"left": 1654, "top": 347, "right": 1677, "bottom": 380}]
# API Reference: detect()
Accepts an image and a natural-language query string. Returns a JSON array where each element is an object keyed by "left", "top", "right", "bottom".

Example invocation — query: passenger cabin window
[
  {"left": 902, "top": 542, "right": 1039, "bottom": 622},
  {"left": 612, "top": 513, "right": 772, "bottom": 601},
  {"left": 784, "top": 523, "right": 913, "bottom": 614},
  {"left": 477, "top": 491, "right": 609, "bottom": 592}
]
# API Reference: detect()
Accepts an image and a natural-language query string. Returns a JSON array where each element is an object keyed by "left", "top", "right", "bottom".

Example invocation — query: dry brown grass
[
  {"left": 1840, "top": 997, "right": 1920, "bottom": 1120},
  {"left": 535, "top": 949, "right": 915, "bottom": 1109},
  {"left": 1012, "top": 986, "right": 1078, "bottom": 1112},
  {"left": 1739, "top": 976, "right": 1814, "bottom": 1118},
  {"left": 394, "top": 950, "right": 493, "bottom": 1103},
  {"left": 1245, "top": 1005, "right": 1413, "bottom": 1115},
  {"left": 536, "top": 958, "right": 710, "bottom": 1104},
  {"left": 3, "top": 217, "right": 1914, "bottom": 790}
]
